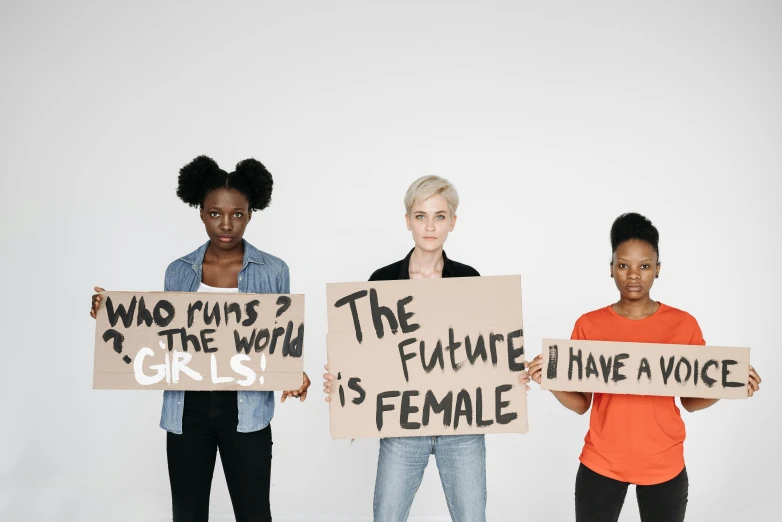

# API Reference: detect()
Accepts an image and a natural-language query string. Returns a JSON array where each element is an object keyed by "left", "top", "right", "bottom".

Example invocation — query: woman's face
[
  {"left": 405, "top": 194, "right": 456, "bottom": 252},
  {"left": 200, "top": 188, "right": 251, "bottom": 251},
  {"left": 610, "top": 239, "right": 660, "bottom": 301}
]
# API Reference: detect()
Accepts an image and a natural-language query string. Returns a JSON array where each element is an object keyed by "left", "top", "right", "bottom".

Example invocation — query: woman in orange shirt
[{"left": 527, "top": 212, "right": 761, "bottom": 522}]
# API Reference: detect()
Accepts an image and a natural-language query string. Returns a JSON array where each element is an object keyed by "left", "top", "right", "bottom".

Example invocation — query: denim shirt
[{"left": 159, "top": 239, "right": 290, "bottom": 434}]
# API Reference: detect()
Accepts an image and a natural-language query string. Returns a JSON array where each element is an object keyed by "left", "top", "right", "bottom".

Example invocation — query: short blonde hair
[{"left": 404, "top": 175, "right": 459, "bottom": 216}]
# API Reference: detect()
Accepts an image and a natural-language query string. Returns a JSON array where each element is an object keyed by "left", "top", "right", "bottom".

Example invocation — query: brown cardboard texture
[
  {"left": 540, "top": 338, "right": 749, "bottom": 399},
  {"left": 326, "top": 275, "right": 528, "bottom": 439},
  {"left": 93, "top": 291, "right": 304, "bottom": 390}
]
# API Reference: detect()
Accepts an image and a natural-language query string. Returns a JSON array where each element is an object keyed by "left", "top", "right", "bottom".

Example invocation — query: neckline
[{"left": 607, "top": 302, "right": 666, "bottom": 322}]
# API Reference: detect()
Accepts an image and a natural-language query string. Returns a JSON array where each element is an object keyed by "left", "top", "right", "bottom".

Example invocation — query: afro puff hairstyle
[
  {"left": 176, "top": 155, "right": 273, "bottom": 211},
  {"left": 610, "top": 212, "right": 660, "bottom": 260}
]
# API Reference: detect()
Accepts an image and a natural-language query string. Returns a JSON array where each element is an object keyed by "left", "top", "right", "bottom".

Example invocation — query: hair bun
[
  {"left": 230, "top": 158, "right": 273, "bottom": 211},
  {"left": 176, "top": 155, "right": 226, "bottom": 207}
]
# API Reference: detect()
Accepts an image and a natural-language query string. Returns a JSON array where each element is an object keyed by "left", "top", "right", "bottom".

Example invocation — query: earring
[{"left": 655, "top": 275, "right": 659, "bottom": 279}]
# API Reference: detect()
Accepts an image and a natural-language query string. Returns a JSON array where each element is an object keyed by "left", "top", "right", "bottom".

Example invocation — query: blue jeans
[{"left": 373, "top": 434, "right": 486, "bottom": 522}]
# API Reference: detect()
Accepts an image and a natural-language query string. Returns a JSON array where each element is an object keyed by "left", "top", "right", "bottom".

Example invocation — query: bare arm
[{"left": 680, "top": 397, "right": 719, "bottom": 412}]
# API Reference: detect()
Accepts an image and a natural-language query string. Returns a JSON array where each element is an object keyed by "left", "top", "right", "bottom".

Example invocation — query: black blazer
[{"left": 369, "top": 248, "right": 479, "bottom": 281}]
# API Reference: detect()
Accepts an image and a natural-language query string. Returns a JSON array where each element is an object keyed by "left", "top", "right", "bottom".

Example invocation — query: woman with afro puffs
[
  {"left": 527, "top": 212, "right": 762, "bottom": 522},
  {"left": 90, "top": 155, "right": 311, "bottom": 522}
]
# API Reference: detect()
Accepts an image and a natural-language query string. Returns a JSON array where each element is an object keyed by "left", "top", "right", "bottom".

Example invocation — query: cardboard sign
[
  {"left": 540, "top": 338, "right": 749, "bottom": 399},
  {"left": 326, "top": 276, "right": 528, "bottom": 439},
  {"left": 93, "top": 291, "right": 304, "bottom": 390}
]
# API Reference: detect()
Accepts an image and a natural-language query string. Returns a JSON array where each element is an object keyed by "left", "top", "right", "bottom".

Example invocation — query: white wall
[{"left": 1, "top": 1, "right": 780, "bottom": 520}]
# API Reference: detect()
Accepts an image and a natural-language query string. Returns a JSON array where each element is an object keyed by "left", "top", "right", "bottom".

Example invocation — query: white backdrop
[{"left": 1, "top": 1, "right": 780, "bottom": 521}]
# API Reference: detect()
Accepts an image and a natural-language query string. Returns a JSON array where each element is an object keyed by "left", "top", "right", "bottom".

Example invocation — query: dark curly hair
[
  {"left": 176, "top": 155, "right": 273, "bottom": 211},
  {"left": 610, "top": 212, "right": 660, "bottom": 259}
]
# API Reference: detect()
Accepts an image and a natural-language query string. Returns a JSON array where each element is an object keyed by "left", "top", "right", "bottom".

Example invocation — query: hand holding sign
[{"left": 90, "top": 286, "right": 105, "bottom": 319}]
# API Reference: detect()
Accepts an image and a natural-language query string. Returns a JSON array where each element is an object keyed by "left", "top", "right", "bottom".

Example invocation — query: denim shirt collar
[{"left": 180, "top": 239, "right": 265, "bottom": 274}]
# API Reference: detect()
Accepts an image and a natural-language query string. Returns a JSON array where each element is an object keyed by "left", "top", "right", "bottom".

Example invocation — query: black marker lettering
[
  {"left": 376, "top": 391, "right": 401, "bottom": 431},
  {"left": 446, "top": 329, "right": 464, "bottom": 372},
  {"left": 242, "top": 300, "right": 260, "bottom": 327},
  {"left": 203, "top": 302, "right": 221, "bottom": 327},
  {"left": 224, "top": 302, "right": 241, "bottom": 325},
  {"left": 599, "top": 355, "right": 613, "bottom": 384},
  {"left": 612, "top": 353, "right": 629, "bottom": 382},
  {"left": 569, "top": 347, "right": 583, "bottom": 380},
  {"left": 420, "top": 339, "right": 444, "bottom": 374},
  {"left": 721, "top": 359, "right": 744, "bottom": 388},
  {"left": 275, "top": 295, "right": 291, "bottom": 317},
  {"left": 454, "top": 389, "right": 473, "bottom": 429},
  {"left": 495, "top": 384, "right": 517, "bottom": 425},
  {"left": 397, "top": 296, "right": 419, "bottom": 334},
  {"left": 507, "top": 329, "right": 525, "bottom": 371},
  {"left": 200, "top": 329, "right": 217, "bottom": 353},
  {"left": 255, "top": 328, "right": 271, "bottom": 352},
  {"left": 660, "top": 356, "right": 675, "bottom": 385},
  {"left": 398, "top": 338, "right": 417, "bottom": 382},
  {"left": 585, "top": 353, "right": 598, "bottom": 380},
  {"left": 187, "top": 301, "right": 203, "bottom": 328},
  {"left": 153, "top": 300, "right": 175, "bottom": 327},
  {"left": 370, "top": 288, "right": 399, "bottom": 338},
  {"left": 489, "top": 333, "right": 503, "bottom": 366},
  {"left": 465, "top": 334, "right": 488, "bottom": 365},
  {"left": 136, "top": 297, "right": 153, "bottom": 327},
  {"left": 106, "top": 296, "right": 136, "bottom": 328},
  {"left": 348, "top": 377, "right": 366, "bottom": 405},
  {"left": 268, "top": 326, "right": 285, "bottom": 354},
  {"left": 234, "top": 329, "right": 257, "bottom": 354},
  {"left": 102, "top": 329, "right": 125, "bottom": 354},
  {"left": 400, "top": 391, "right": 421, "bottom": 429},
  {"left": 334, "top": 290, "right": 367, "bottom": 343},
  {"left": 701, "top": 360, "right": 718, "bottom": 387},
  {"left": 637, "top": 357, "right": 652, "bottom": 381},
  {"left": 475, "top": 387, "right": 494, "bottom": 427},
  {"left": 422, "top": 390, "right": 453, "bottom": 427}
]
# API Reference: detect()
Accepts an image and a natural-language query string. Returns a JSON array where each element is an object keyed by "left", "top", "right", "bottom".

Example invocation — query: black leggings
[
  {"left": 575, "top": 463, "right": 688, "bottom": 522},
  {"left": 167, "top": 391, "right": 273, "bottom": 522}
]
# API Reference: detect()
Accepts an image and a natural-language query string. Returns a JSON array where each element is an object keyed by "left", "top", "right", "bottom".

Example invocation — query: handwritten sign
[
  {"left": 93, "top": 291, "right": 304, "bottom": 390},
  {"left": 326, "top": 276, "right": 528, "bottom": 439},
  {"left": 540, "top": 338, "right": 749, "bottom": 399}
]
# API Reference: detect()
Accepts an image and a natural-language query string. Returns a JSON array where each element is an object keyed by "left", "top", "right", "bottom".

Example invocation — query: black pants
[
  {"left": 575, "top": 463, "right": 688, "bottom": 522},
  {"left": 167, "top": 391, "right": 273, "bottom": 522}
]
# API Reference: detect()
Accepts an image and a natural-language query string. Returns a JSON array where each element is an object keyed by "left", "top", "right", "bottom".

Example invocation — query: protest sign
[
  {"left": 93, "top": 291, "right": 304, "bottom": 390},
  {"left": 326, "top": 276, "right": 528, "bottom": 439},
  {"left": 540, "top": 338, "right": 749, "bottom": 399}
]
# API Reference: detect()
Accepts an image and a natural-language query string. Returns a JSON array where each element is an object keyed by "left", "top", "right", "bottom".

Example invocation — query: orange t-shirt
[{"left": 573, "top": 303, "right": 705, "bottom": 485}]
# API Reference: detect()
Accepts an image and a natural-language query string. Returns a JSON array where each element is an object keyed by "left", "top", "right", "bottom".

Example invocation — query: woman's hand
[
  {"left": 527, "top": 354, "right": 544, "bottom": 385},
  {"left": 323, "top": 364, "right": 336, "bottom": 402},
  {"left": 518, "top": 363, "right": 532, "bottom": 391},
  {"left": 748, "top": 365, "right": 762, "bottom": 397},
  {"left": 90, "top": 286, "right": 105, "bottom": 319},
  {"left": 281, "top": 372, "right": 310, "bottom": 402}
]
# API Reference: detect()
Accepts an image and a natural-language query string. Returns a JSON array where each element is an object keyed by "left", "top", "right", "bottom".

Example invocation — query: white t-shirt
[{"left": 197, "top": 282, "right": 239, "bottom": 293}]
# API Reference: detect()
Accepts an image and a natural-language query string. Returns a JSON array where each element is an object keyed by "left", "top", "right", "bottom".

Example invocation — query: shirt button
[
  {"left": 239, "top": 276, "right": 243, "bottom": 281},
  {"left": 239, "top": 399, "right": 243, "bottom": 402},
  {"left": 177, "top": 402, "right": 181, "bottom": 405},
  {"left": 192, "top": 264, "right": 197, "bottom": 270}
]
